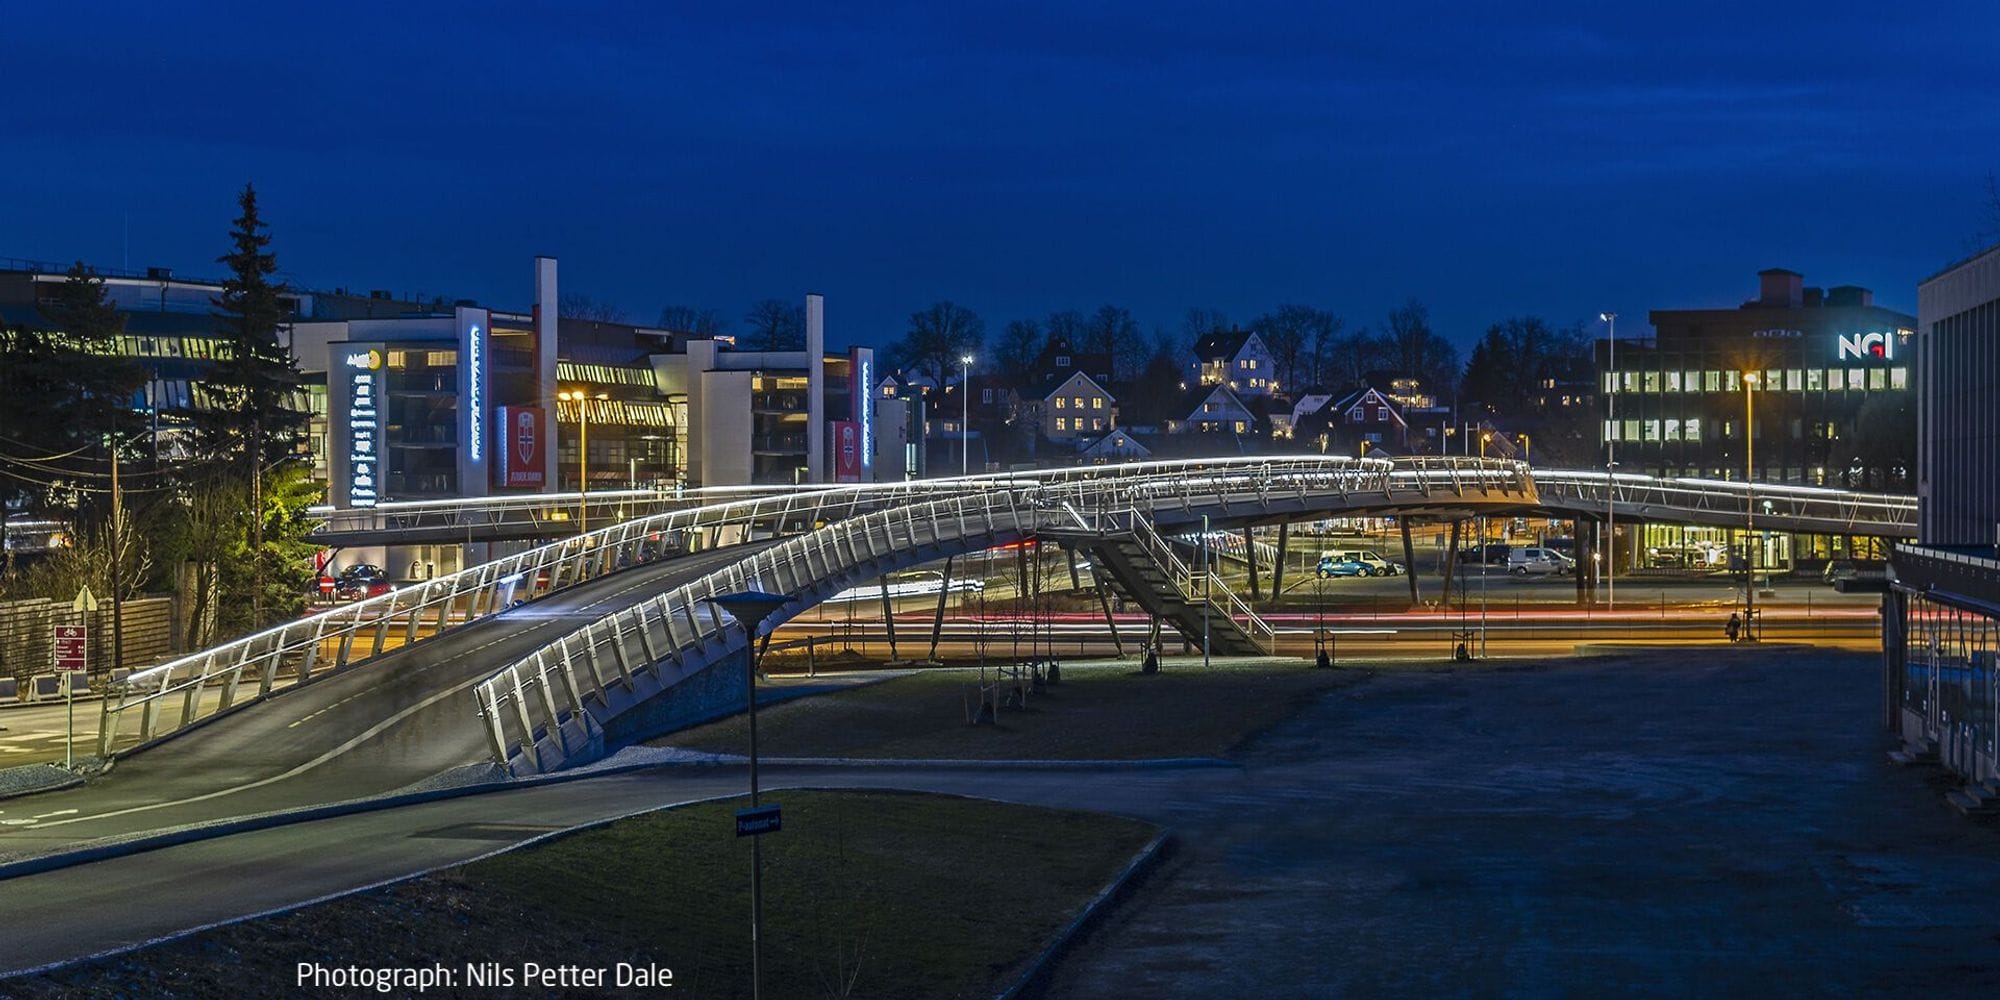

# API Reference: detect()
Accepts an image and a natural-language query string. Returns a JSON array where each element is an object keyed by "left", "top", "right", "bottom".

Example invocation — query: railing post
[{"left": 510, "top": 671, "right": 543, "bottom": 772}]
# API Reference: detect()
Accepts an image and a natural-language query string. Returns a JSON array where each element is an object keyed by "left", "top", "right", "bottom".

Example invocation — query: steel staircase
[{"left": 1050, "top": 507, "right": 1274, "bottom": 656}]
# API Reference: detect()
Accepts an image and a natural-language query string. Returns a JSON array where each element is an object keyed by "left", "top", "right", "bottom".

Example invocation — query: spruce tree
[{"left": 198, "top": 184, "right": 307, "bottom": 623}]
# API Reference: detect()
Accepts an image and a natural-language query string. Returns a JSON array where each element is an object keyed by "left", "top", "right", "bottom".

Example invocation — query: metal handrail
[
  {"left": 1533, "top": 469, "right": 1915, "bottom": 535},
  {"left": 471, "top": 457, "right": 1531, "bottom": 773}
]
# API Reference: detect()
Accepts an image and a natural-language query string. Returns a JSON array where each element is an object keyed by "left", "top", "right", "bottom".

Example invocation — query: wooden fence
[{"left": 0, "top": 596, "right": 179, "bottom": 682}]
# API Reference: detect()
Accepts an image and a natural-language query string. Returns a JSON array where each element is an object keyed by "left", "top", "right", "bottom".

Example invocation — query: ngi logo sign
[{"left": 1837, "top": 331, "right": 1894, "bottom": 360}]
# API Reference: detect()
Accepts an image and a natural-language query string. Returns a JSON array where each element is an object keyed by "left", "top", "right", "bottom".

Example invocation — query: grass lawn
[
  {"left": 10, "top": 791, "right": 1155, "bottom": 1000},
  {"left": 658, "top": 657, "right": 1368, "bottom": 761}
]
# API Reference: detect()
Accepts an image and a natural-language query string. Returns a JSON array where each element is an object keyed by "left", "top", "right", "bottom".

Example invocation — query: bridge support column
[
  {"left": 1246, "top": 527, "right": 1263, "bottom": 603},
  {"left": 879, "top": 576, "right": 899, "bottom": 661},
  {"left": 1400, "top": 519, "right": 1420, "bottom": 607},
  {"left": 1441, "top": 521, "right": 1464, "bottom": 609},
  {"left": 927, "top": 557, "right": 954, "bottom": 663},
  {"left": 1272, "top": 523, "right": 1290, "bottom": 600},
  {"left": 1575, "top": 520, "right": 1592, "bottom": 606}
]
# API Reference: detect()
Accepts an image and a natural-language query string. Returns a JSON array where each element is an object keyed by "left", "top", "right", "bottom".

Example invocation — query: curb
[
  {"left": 754, "top": 755, "right": 1236, "bottom": 771},
  {"left": 996, "top": 831, "right": 1175, "bottom": 1000},
  {"left": 0, "top": 764, "right": 86, "bottom": 803}
]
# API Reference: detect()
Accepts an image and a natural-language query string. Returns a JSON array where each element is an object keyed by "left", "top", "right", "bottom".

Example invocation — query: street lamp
[
  {"left": 557, "top": 390, "right": 609, "bottom": 534},
  {"left": 1742, "top": 371, "right": 1760, "bottom": 638},
  {"left": 1600, "top": 311, "right": 1617, "bottom": 611},
  {"left": 1479, "top": 431, "right": 1492, "bottom": 459},
  {"left": 959, "top": 354, "right": 974, "bottom": 476},
  {"left": 710, "top": 589, "right": 793, "bottom": 1000}
]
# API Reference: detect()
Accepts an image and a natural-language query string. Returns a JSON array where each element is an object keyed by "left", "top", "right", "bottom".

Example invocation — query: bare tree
[
  {"left": 742, "top": 299, "right": 806, "bottom": 350},
  {"left": 1181, "top": 306, "right": 1231, "bottom": 345},
  {"left": 890, "top": 301, "right": 985, "bottom": 386},
  {"left": 657, "top": 304, "right": 725, "bottom": 335},
  {"left": 1251, "top": 304, "right": 1340, "bottom": 393},
  {"left": 558, "top": 292, "right": 628, "bottom": 323},
  {"left": 1383, "top": 298, "right": 1460, "bottom": 396},
  {"left": 1082, "top": 304, "right": 1145, "bottom": 381},
  {"left": 993, "top": 318, "right": 1043, "bottom": 384}
]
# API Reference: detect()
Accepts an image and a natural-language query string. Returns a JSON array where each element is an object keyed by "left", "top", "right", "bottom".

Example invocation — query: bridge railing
[
  {"left": 1532, "top": 470, "right": 1916, "bottom": 535},
  {"left": 470, "top": 456, "right": 1531, "bottom": 773},
  {"left": 94, "top": 474, "right": 1053, "bottom": 757}
]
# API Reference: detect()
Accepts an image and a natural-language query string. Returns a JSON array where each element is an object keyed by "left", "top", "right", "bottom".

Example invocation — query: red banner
[
  {"left": 494, "top": 405, "right": 548, "bottom": 488},
  {"left": 833, "top": 420, "right": 861, "bottom": 483}
]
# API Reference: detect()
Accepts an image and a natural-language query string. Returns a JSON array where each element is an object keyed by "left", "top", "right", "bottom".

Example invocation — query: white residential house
[
  {"left": 1173, "top": 384, "right": 1257, "bottom": 435},
  {"left": 1040, "top": 370, "right": 1116, "bottom": 441},
  {"left": 1077, "top": 427, "right": 1151, "bottom": 464},
  {"left": 1191, "top": 329, "right": 1280, "bottom": 396}
]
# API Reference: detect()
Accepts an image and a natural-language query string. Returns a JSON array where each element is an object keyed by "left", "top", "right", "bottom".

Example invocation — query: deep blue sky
[{"left": 4, "top": 2, "right": 1995, "bottom": 351}]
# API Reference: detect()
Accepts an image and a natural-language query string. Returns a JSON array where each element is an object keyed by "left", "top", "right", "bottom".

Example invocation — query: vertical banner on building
[
  {"left": 336, "top": 344, "right": 384, "bottom": 508},
  {"left": 832, "top": 420, "right": 861, "bottom": 482},
  {"left": 457, "top": 306, "right": 491, "bottom": 496},
  {"left": 849, "top": 346, "right": 874, "bottom": 479},
  {"left": 493, "top": 405, "right": 548, "bottom": 488}
]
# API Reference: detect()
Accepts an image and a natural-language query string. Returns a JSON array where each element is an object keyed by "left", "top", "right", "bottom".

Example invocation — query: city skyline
[{"left": 5, "top": 3, "right": 1993, "bottom": 349}]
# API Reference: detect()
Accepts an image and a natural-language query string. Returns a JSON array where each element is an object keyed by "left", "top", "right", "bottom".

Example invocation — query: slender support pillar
[
  {"left": 1245, "top": 527, "right": 1263, "bottom": 603},
  {"left": 1575, "top": 519, "right": 1591, "bottom": 606},
  {"left": 1441, "top": 520, "right": 1464, "bottom": 609},
  {"left": 927, "top": 557, "right": 953, "bottom": 663},
  {"left": 1400, "top": 519, "right": 1421, "bottom": 606},
  {"left": 1272, "top": 523, "right": 1290, "bottom": 599},
  {"left": 879, "top": 575, "right": 899, "bottom": 661}
]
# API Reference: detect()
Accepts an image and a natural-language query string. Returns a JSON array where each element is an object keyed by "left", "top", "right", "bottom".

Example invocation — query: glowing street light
[
  {"left": 959, "top": 354, "right": 975, "bottom": 476},
  {"left": 557, "top": 389, "right": 610, "bottom": 534}
]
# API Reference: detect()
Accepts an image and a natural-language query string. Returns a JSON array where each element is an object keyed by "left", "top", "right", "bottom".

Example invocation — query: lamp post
[
  {"left": 1600, "top": 311, "right": 1617, "bottom": 610},
  {"left": 959, "top": 354, "right": 974, "bottom": 476},
  {"left": 1479, "top": 431, "right": 1491, "bottom": 459},
  {"left": 557, "top": 390, "right": 608, "bottom": 534},
  {"left": 711, "top": 590, "right": 792, "bottom": 1000},
  {"left": 1742, "top": 371, "right": 1759, "bottom": 639}
]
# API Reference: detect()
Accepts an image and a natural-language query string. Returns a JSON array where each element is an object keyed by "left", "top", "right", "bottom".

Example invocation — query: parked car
[
  {"left": 1317, "top": 550, "right": 1402, "bottom": 577},
  {"left": 1822, "top": 559, "right": 1886, "bottom": 588},
  {"left": 1459, "top": 543, "right": 1513, "bottom": 566},
  {"left": 333, "top": 563, "right": 394, "bottom": 601},
  {"left": 1506, "top": 547, "right": 1575, "bottom": 576}
]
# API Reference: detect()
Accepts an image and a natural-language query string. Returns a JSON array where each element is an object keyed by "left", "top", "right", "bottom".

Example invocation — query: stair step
[{"left": 1947, "top": 789, "right": 1997, "bottom": 815}]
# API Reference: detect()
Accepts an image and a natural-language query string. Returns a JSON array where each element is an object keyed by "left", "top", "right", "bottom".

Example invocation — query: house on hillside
[
  {"left": 1078, "top": 427, "right": 1151, "bottom": 465},
  {"left": 1168, "top": 384, "right": 1259, "bottom": 436},
  {"left": 1037, "top": 369, "right": 1116, "bottom": 442},
  {"left": 1190, "top": 329, "right": 1280, "bottom": 397}
]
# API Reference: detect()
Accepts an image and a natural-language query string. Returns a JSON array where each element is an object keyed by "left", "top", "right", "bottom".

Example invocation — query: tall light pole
[
  {"left": 1600, "top": 311, "right": 1617, "bottom": 610},
  {"left": 959, "top": 354, "right": 974, "bottom": 476},
  {"left": 1742, "top": 371, "right": 1759, "bottom": 639},
  {"left": 558, "top": 390, "right": 608, "bottom": 534},
  {"left": 711, "top": 591, "right": 791, "bottom": 1000}
]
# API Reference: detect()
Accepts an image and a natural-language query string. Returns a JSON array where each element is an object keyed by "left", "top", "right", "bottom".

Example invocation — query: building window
[
  {"left": 1055, "top": 417, "right": 1067, "bottom": 431},
  {"left": 1622, "top": 372, "right": 1638, "bottom": 392},
  {"left": 1685, "top": 418, "right": 1701, "bottom": 441},
  {"left": 1890, "top": 366, "right": 1908, "bottom": 390},
  {"left": 1642, "top": 419, "right": 1660, "bottom": 442},
  {"left": 1826, "top": 369, "right": 1845, "bottom": 391},
  {"left": 1092, "top": 418, "right": 1103, "bottom": 431},
  {"left": 1074, "top": 396, "right": 1085, "bottom": 410},
  {"left": 1234, "top": 420, "right": 1246, "bottom": 433},
  {"left": 1724, "top": 370, "right": 1740, "bottom": 392},
  {"left": 1704, "top": 370, "right": 1722, "bottom": 392},
  {"left": 1055, "top": 355, "right": 1070, "bottom": 368},
  {"left": 1665, "top": 419, "right": 1682, "bottom": 441},
  {"left": 1784, "top": 369, "right": 1801, "bottom": 391},
  {"left": 1642, "top": 371, "right": 1660, "bottom": 393},
  {"left": 1603, "top": 419, "right": 1618, "bottom": 442},
  {"left": 1603, "top": 372, "right": 1617, "bottom": 393},
  {"left": 1665, "top": 371, "right": 1681, "bottom": 392},
  {"left": 1806, "top": 369, "right": 1823, "bottom": 391},
  {"left": 1055, "top": 397, "right": 1067, "bottom": 409},
  {"left": 1686, "top": 370, "right": 1701, "bottom": 392},
  {"left": 981, "top": 388, "right": 993, "bottom": 403},
  {"left": 1868, "top": 368, "right": 1886, "bottom": 391},
  {"left": 1092, "top": 397, "right": 1104, "bottom": 409},
  {"left": 1623, "top": 419, "right": 1639, "bottom": 441}
]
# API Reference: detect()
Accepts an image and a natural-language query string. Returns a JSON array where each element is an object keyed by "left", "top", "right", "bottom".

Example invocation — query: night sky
[{"left": 4, "top": 2, "right": 1994, "bottom": 350}]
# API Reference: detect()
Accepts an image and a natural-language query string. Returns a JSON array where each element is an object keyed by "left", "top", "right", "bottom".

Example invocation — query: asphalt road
[{"left": 0, "top": 543, "right": 771, "bottom": 860}]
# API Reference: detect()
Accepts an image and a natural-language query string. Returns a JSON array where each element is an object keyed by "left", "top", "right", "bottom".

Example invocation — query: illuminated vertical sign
[
  {"left": 466, "top": 321, "right": 486, "bottom": 462},
  {"left": 851, "top": 348, "right": 874, "bottom": 476},
  {"left": 343, "top": 348, "right": 383, "bottom": 507}
]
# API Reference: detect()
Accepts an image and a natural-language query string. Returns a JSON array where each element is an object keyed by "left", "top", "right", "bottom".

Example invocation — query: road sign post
[{"left": 53, "top": 622, "right": 88, "bottom": 770}]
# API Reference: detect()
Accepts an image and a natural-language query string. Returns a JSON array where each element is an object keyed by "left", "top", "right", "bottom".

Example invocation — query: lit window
[
  {"left": 1623, "top": 419, "right": 1639, "bottom": 441},
  {"left": 1055, "top": 417, "right": 1067, "bottom": 431},
  {"left": 1891, "top": 367, "right": 1908, "bottom": 390},
  {"left": 1603, "top": 372, "right": 1617, "bottom": 393},
  {"left": 1642, "top": 420, "right": 1660, "bottom": 442},
  {"left": 1806, "top": 369, "right": 1823, "bottom": 391},
  {"left": 1785, "top": 369, "right": 1801, "bottom": 391},
  {"left": 1642, "top": 371, "right": 1659, "bottom": 393},
  {"left": 1868, "top": 368, "right": 1886, "bottom": 391},
  {"left": 1622, "top": 372, "right": 1638, "bottom": 392},
  {"left": 1826, "top": 369, "right": 1845, "bottom": 391},
  {"left": 1685, "top": 418, "right": 1701, "bottom": 441},
  {"left": 1234, "top": 420, "right": 1246, "bottom": 433},
  {"left": 1073, "top": 397, "right": 1084, "bottom": 410},
  {"left": 1704, "top": 370, "right": 1722, "bottom": 392},
  {"left": 1724, "top": 371, "right": 1740, "bottom": 392},
  {"left": 1665, "top": 372, "right": 1681, "bottom": 392},
  {"left": 1665, "top": 419, "right": 1681, "bottom": 441},
  {"left": 1686, "top": 370, "right": 1701, "bottom": 392},
  {"left": 1092, "top": 397, "right": 1104, "bottom": 409},
  {"left": 1055, "top": 397, "right": 1067, "bottom": 409},
  {"left": 1092, "top": 418, "right": 1103, "bottom": 430}
]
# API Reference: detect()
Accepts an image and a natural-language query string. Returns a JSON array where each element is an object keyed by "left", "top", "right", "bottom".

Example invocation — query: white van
[
  {"left": 1320, "top": 549, "right": 1403, "bottom": 576},
  {"left": 1506, "top": 547, "right": 1574, "bottom": 576}
]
